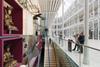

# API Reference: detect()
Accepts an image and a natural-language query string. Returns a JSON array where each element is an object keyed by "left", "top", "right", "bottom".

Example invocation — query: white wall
[{"left": 23, "top": 9, "right": 34, "bottom": 35}]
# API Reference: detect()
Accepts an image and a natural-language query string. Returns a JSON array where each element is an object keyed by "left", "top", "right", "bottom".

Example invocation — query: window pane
[
  {"left": 89, "top": 0, "right": 93, "bottom": 3},
  {"left": 94, "top": 0, "right": 98, "bottom": 16},
  {"left": 68, "top": 29, "right": 70, "bottom": 37},
  {"left": 99, "top": 0, "right": 100, "bottom": 16},
  {"left": 79, "top": 11, "right": 84, "bottom": 22},
  {"left": 55, "top": 31, "right": 56, "bottom": 35},
  {"left": 89, "top": 4, "right": 93, "bottom": 18},
  {"left": 75, "top": 16, "right": 77, "bottom": 23},
  {"left": 75, "top": 26, "right": 78, "bottom": 34},
  {"left": 64, "top": 30, "right": 66, "bottom": 36},
  {"left": 94, "top": 20, "right": 98, "bottom": 40},
  {"left": 67, "top": 29, "right": 68, "bottom": 37},
  {"left": 99, "top": 19, "right": 100, "bottom": 39},
  {"left": 89, "top": 21, "right": 93, "bottom": 39},
  {"left": 72, "top": 27, "right": 74, "bottom": 36},
  {"left": 70, "top": 28, "right": 72, "bottom": 36}
]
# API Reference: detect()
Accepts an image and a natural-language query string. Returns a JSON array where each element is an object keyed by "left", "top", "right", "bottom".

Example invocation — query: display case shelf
[
  {"left": 0, "top": 0, "right": 23, "bottom": 67},
  {"left": 0, "top": 0, "right": 23, "bottom": 36},
  {"left": 0, "top": 37, "right": 23, "bottom": 67}
]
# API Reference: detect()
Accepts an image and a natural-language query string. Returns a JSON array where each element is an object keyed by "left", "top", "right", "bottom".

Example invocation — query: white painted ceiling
[
  {"left": 17, "top": 0, "right": 62, "bottom": 27},
  {"left": 38, "top": 0, "right": 62, "bottom": 27}
]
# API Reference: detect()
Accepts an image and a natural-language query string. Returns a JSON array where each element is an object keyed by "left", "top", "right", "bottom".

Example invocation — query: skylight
[{"left": 56, "top": 0, "right": 75, "bottom": 18}]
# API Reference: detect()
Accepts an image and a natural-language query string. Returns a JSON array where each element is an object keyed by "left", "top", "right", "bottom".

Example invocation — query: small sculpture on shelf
[
  {"left": 4, "top": 6, "right": 18, "bottom": 34},
  {"left": 4, "top": 45, "right": 17, "bottom": 67}
]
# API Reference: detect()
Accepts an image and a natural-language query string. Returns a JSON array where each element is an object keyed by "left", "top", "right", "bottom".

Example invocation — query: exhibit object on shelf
[
  {"left": 3, "top": 45, "right": 17, "bottom": 67},
  {"left": 4, "top": 6, "right": 18, "bottom": 34},
  {"left": 0, "top": 0, "right": 23, "bottom": 35}
]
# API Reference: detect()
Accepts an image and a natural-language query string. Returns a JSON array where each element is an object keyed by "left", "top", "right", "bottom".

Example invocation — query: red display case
[
  {"left": 0, "top": 0, "right": 23, "bottom": 36},
  {"left": 0, "top": 0, "right": 23, "bottom": 66},
  {"left": 0, "top": 37, "right": 23, "bottom": 67}
]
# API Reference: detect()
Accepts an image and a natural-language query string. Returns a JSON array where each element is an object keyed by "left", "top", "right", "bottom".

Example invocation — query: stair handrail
[{"left": 52, "top": 36, "right": 100, "bottom": 51}]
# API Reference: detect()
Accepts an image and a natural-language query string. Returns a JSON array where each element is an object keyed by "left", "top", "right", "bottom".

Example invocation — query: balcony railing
[{"left": 51, "top": 37, "right": 100, "bottom": 67}]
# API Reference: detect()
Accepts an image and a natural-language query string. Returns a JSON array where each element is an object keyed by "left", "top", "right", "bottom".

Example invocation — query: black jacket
[{"left": 78, "top": 35, "right": 85, "bottom": 44}]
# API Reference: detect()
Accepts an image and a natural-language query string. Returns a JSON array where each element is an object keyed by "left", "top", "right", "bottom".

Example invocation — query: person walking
[{"left": 49, "top": 38, "right": 51, "bottom": 44}]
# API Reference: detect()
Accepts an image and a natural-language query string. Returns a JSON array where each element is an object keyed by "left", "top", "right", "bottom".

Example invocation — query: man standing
[{"left": 78, "top": 32, "right": 85, "bottom": 53}]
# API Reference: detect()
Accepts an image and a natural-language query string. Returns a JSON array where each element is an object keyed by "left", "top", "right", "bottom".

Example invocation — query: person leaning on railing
[{"left": 72, "top": 34, "right": 80, "bottom": 51}]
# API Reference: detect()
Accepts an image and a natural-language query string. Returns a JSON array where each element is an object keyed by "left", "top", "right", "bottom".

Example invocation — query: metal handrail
[
  {"left": 47, "top": 39, "right": 50, "bottom": 67},
  {"left": 84, "top": 45, "right": 100, "bottom": 51},
  {"left": 53, "top": 36, "right": 100, "bottom": 51},
  {"left": 52, "top": 42, "right": 59, "bottom": 67}
]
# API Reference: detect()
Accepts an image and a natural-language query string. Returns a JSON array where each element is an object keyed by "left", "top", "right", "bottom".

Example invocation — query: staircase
[
  {"left": 54, "top": 42, "right": 79, "bottom": 67},
  {"left": 44, "top": 41, "right": 79, "bottom": 67},
  {"left": 44, "top": 43, "right": 58, "bottom": 67}
]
